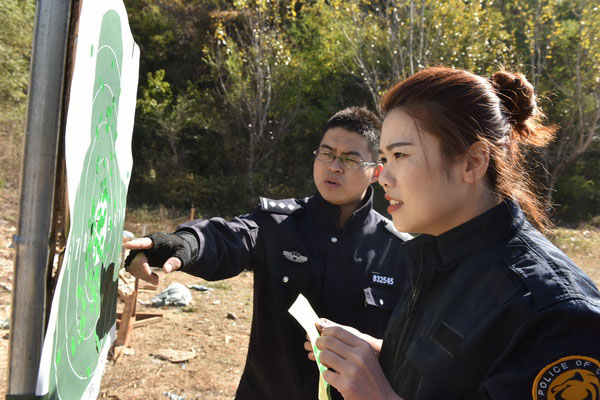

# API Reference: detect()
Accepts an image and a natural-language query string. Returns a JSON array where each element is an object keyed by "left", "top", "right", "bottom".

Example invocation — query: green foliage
[
  {"left": 0, "top": 0, "right": 34, "bottom": 189},
  {"left": 303, "top": 0, "right": 512, "bottom": 110},
  {"left": 0, "top": 0, "right": 566, "bottom": 225},
  {"left": 124, "top": 0, "right": 222, "bottom": 90},
  {"left": 0, "top": 0, "right": 34, "bottom": 130},
  {"left": 202, "top": 1, "right": 308, "bottom": 194},
  {"left": 121, "top": 0, "right": 600, "bottom": 225},
  {"left": 0, "top": 0, "right": 35, "bottom": 122},
  {"left": 553, "top": 145, "right": 600, "bottom": 222},
  {"left": 129, "top": 70, "right": 236, "bottom": 210}
]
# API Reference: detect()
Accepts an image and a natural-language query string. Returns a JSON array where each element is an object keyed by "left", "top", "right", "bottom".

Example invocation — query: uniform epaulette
[
  {"left": 259, "top": 197, "right": 303, "bottom": 215},
  {"left": 381, "top": 219, "right": 413, "bottom": 242}
]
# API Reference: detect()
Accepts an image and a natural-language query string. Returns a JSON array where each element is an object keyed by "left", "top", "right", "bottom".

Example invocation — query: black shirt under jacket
[
  {"left": 177, "top": 186, "right": 409, "bottom": 400},
  {"left": 379, "top": 199, "right": 600, "bottom": 399}
]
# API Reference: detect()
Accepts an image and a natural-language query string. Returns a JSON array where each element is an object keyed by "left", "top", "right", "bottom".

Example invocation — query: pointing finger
[{"left": 122, "top": 237, "right": 153, "bottom": 250}]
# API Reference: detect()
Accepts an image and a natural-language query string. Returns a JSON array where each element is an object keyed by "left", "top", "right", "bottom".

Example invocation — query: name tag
[
  {"left": 371, "top": 272, "right": 395, "bottom": 287},
  {"left": 363, "top": 287, "right": 377, "bottom": 307}
]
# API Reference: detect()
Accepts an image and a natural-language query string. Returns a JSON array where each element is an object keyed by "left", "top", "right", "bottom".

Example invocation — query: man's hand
[
  {"left": 305, "top": 319, "right": 401, "bottom": 400},
  {"left": 122, "top": 233, "right": 190, "bottom": 285}
]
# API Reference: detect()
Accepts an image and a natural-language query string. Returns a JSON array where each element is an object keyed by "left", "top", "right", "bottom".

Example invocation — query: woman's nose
[{"left": 378, "top": 165, "right": 392, "bottom": 186}]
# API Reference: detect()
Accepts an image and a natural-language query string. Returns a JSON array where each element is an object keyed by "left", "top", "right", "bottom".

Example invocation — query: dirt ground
[
  {"left": 99, "top": 270, "right": 253, "bottom": 400},
  {"left": 0, "top": 185, "right": 599, "bottom": 399}
]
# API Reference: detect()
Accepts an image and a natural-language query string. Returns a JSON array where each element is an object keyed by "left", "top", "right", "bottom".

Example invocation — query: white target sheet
[{"left": 36, "top": 0, "right": 139, "bottom": 398}]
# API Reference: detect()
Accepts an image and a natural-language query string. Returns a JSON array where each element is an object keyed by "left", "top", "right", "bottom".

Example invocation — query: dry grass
[{"left": 551, "top": 227, "right": 600, "bottom": 286}]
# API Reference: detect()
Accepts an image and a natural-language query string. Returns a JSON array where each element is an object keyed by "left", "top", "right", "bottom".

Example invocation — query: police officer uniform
[
  {"left": 378, "top": 199, "right": 600, "bottom": 399},
  {"left": 176, "top": 186, "right": 410, "bottom": 399}
]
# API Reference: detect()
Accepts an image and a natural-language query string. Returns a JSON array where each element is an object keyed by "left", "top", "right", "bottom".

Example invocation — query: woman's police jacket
[{"left": 379, "top": 199, "right": 600, "bottom": 399}]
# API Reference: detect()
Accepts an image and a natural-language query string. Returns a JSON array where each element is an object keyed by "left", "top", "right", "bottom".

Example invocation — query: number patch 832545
[{"left": 371, "top": 272, "right": 395, "bottom": 287}]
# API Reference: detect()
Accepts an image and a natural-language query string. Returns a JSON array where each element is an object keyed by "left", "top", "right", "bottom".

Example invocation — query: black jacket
[
  {"left": 177, "top": 186, "right": 409, "bottom": 399},
  {"left": 379, "top": 199, "right": 600, "bottom": 399}
]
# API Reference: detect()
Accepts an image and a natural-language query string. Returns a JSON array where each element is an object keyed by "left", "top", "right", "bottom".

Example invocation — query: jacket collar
[
  {"left": 311, "top": 185, "right": 375, "bottom": 234},
  {"left": 403, "top": 198, "right": 525, "bottom": 268}
]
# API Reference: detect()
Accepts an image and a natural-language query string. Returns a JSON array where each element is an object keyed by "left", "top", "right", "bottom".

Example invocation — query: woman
[{"left": 307, "top": 67, "right": 600, "bottom": 399}]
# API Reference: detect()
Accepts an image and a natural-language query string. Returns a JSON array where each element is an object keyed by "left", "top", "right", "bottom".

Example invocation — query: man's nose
[{"left": 328, "top": 156, "right": 344, "bottom": 172}]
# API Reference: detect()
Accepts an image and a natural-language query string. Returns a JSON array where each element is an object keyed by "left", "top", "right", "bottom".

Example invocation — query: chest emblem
[
  {"left": 283, "top": 250, "right": 308, "bottom": 263},
  {"left": 532, "top": 355, "right": 600, "bottom": 400}
]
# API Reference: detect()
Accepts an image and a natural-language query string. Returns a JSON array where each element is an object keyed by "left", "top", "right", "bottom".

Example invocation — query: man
[{"left": 124, "top": 107, "right": 410, "bottom": 399}]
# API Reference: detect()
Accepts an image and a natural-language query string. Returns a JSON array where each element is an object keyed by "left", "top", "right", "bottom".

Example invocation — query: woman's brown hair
[{"left": 381, "top": 67, "right": 556, "bottom": 231}]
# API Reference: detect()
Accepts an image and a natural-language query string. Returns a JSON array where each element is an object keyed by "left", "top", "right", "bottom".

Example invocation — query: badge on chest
[
  {"left": 370, "top": 271, "right": 395, "bottom": 287},
  {"left": 283, "top": 250, "right": 308, "bottom": 263}
]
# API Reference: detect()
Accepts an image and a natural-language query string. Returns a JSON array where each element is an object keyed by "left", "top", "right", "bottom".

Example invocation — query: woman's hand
[
  {"left": 304, "top": 319, "right": 382, "bottom": 361},
  {"left": 304, "top": 319, "right": 402, "bottom": 400}
]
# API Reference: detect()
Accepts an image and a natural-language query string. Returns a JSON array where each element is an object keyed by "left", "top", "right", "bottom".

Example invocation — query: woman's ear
[
  {"left": 371, "top": 164, "right": 383, "bottom": 182},
  {"left": 463, "top": 141, "right": 490, "bottom": 184}
]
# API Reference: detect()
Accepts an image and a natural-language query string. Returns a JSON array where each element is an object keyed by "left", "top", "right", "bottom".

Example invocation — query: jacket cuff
[{"left": 173, "top": 230, "right": 199, "bottom": 260}]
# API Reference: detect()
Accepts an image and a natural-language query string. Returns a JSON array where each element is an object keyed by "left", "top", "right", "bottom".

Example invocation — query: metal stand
[{"left": 7, "top": 0, "right": 72, "bottom": 396}]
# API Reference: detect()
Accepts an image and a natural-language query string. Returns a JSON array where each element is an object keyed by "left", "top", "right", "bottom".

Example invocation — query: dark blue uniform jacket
[
  {"left": 177, "top": 186, "right": 409, "bottom": 399},
  {"left": 379, "top": 199, "right": 600, "bottom": 399}
]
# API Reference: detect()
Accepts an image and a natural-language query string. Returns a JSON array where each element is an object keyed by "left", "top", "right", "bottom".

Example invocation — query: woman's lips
[
  {"left": 387, "top": 202, "right": 402, "bottom": 214},
  {"left": 385, "top": 194, "right": 403, "bottom": 214}
]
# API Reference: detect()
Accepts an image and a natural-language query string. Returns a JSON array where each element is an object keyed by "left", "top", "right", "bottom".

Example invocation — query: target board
[{"left": 36, "top": 1, "right": 139, "bottom": 398}]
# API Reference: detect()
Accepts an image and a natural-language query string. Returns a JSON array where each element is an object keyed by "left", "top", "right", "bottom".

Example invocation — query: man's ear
[
  {"left": 371, "top": 164, "right": 383, "bottom": 183},
  {"left": 463, "top": 141, "right": 490, "bottom": 184}
]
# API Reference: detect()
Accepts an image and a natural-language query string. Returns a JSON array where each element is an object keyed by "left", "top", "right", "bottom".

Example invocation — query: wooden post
[{"left": 112, "top": 278, "right": 138, "bottom": 361}]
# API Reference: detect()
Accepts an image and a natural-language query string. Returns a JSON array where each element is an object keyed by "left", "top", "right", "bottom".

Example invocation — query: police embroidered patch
[
  {"left": 283, "top": 250, "right": 308, "bottom": 263},
  {"left": 532, "top": 355, "right": 600, "bottom": 400}
]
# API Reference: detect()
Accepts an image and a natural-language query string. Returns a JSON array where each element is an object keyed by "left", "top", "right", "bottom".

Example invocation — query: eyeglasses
[{"left": 313, "top": 149, "right": 379, "bottom": 170}]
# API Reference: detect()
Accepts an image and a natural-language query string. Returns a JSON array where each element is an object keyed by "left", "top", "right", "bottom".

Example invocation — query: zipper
[
  {"left": 405, "top": 239, "right": 426, "bottom": 317},
  {"left": 381, "top": 239, "right": 427, "bottom": 388},
  {"left": 388, "top": 239, "right": 429, "bottom": 389}
]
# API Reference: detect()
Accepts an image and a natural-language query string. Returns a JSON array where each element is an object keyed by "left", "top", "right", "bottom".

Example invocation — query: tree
[
  {"left": 0, "top": 0, "right": 35, "bottom": 188},
  {"left": 0, "top": 0, "right": 35, "bottom": 123},
  {"left": 506, "top": 0, "right": 600, "bottom": 206},
  {"left": 542, "top": 1, "right": 600, "bottom": 205},
  {"left": 305, "top": 0, "right": 511, "bottom": 113},
  {"left": 120, "top": 0, "right": 599, "bottom": 222},
  {"left": 205, "top": 0, "right": 302, "bottom": 194}
]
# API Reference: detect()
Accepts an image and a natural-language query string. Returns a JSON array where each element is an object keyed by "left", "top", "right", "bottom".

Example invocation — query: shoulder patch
[
  {"left": 532, "top": 355, "right": 600, "bottom": 399},
  {"left": 259, "top": 197, "right": 303, "bottom": 215},
  {"left": 381, "top": 219, "right": 412, "bottom": 242}
]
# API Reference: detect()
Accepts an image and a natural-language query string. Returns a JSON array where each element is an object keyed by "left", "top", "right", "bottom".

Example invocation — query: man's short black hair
[{"left": 322, "top": 107, "right": 381, "bottom": 161}]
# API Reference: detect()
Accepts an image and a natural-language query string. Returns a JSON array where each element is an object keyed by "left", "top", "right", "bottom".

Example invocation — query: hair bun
[{"left": 490, "top": 71, "right": 536, "bottom": 126}]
